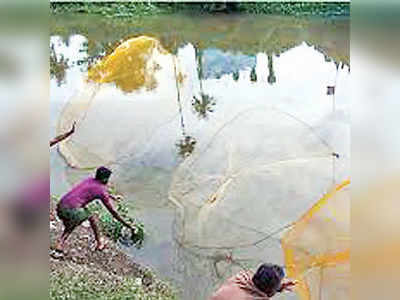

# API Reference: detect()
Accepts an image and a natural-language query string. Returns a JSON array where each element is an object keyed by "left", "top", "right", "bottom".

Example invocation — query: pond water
[{"left": 50, "top": 13, "right": 349, "bottom": 300}]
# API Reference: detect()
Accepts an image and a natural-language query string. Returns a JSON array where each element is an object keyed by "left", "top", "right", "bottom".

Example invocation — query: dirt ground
[{"left": 49, "top": 202, "right": 177, "bottom": 299}]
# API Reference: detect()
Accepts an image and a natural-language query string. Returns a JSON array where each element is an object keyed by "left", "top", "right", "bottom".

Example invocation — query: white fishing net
[
  {"left": 54, "top": 35, "right": 350, "bottom": 300},
  {"left": 168, "top": 97, "right": 348, "bottom": 299},
  {"left": 169, "top": 107, "right": 344, "bottom": 250},
  {"left": 56, "top": 36, "right": 192, "bottom": 207}
]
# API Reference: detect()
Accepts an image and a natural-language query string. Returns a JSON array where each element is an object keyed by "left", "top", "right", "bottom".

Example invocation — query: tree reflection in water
[
  {"left": 267, "top": 54, "right": 276, "bottom": 85},
  {"left": 192, "top": 46, "right": 217, "bottom": 120},
  {"left": 192, "top": 94, "right": 216, "bottom": 120},
  {"left": 50, "top": 44, "right": 69, "bottom": 86},
  {"left": 174, "top": 48, "right": 198, "bottom": 159},
  {"left": 176, "top": 135, "right": 197, "bottom": 159},
  {"left": 250, "top": 66, "right": 257, "bottom": 82},
  {"left": 232, "top": 70, "right": 239, "bottom": 81}
]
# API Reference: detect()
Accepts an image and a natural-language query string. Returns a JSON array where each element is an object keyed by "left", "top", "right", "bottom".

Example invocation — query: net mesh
[
  {"left": 281, "top": 180, "right": 350, "bottom": 300},
  {"left": 169, "top": 107, "right": 337, "bottom": 250},
  {"left": 56, "top": 36, "right": 190, "bottom": 208},
  {"left": 56, "top": 36, "right": 184, "bottom": 171},
  {"left": 88, "top": 36, "right": 168, "bottom": 93},
  {"left": 55, "top": 35, "right": 350, "bottom": 299},
  {"left": 168, "top": 103, "right": 347, "bottom": 299}
]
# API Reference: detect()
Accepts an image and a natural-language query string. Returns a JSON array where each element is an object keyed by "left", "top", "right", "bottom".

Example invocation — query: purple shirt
[{"left": 59, "top": 177, "right": 113, "bottom": 210}]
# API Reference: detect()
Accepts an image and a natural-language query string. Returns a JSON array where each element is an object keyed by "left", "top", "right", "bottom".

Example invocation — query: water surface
[{"left": 50, "top": 13, "right": 349, "bottom": 300}]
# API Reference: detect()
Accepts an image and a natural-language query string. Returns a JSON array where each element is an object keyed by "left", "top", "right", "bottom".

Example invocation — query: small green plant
[
  {"left": 91, "top": 193, "right": 145, "bottom": 248},
  {"left": 52, "top": 191, "right": 145, "bottom": 248}
]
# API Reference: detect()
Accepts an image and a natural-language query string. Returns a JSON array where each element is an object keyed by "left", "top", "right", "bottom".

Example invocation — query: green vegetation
[
  {"left": 51, "top": 190, "right": 145, "bottom": 248},
  {"left": 236, "top": 2, "right": 349, "bottom": 16},
  {"left": 50, "top": 263, "right": 177, "bottom": 300},
  {"left": 50, "top": 2, "right": 172, "bottom": 17},
  {"left": 50, "top": 2, "right": 350, "bottom": 18},
  {"left": 50, "top": 11, "right": 349, "bottom": 68},
  {"left": 91, "top": 197, "right": 146, "bottom": 248}
]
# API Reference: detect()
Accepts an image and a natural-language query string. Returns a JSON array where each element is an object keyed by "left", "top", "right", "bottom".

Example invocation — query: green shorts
[{"left": 57, "top": 204, "right": 94, "bottom": 229}]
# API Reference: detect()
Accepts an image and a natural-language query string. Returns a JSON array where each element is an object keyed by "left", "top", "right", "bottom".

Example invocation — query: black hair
[
  {"left": 95, "top": 166, "right": 112, "bottom": 183},
  {"left": 252, "top": 263, "right": 285, "bottom": 296}
]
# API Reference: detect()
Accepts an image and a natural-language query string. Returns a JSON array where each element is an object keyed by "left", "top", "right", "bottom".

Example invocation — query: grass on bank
[
  {"left": 50, "top": 262, "right": 178, "bottom": 300},
  {"left": 50, "top": 2, "right": 350, "bottom": 18}
]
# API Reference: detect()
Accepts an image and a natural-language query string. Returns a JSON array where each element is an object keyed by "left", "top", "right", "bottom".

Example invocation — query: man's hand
[
  {"left": 69, "top": 121, "right": 76, "bottom": 134},
  {"left": 127, "top": 221, "right": 137, "bottom": 232},
  {"left": 110, "top": 194, "right": 124, "bottom": 202},
  {"left": 278, "top": 280, "right": 297, "bottom": 293}
]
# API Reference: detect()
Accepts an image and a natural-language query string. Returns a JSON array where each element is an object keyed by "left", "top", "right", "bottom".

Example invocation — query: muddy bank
[{"left": 49, "top": 202, "right": 178, "bottom": 300}]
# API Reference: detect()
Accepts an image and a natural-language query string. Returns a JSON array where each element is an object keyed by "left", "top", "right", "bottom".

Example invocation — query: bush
[{"left": 50, "top": 2, "right": 350, "bottom": 17}]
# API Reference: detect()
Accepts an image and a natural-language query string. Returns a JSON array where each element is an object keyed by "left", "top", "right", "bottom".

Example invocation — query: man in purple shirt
[{"left": 55, "top": 166, "right": 134, "bottom": 252}]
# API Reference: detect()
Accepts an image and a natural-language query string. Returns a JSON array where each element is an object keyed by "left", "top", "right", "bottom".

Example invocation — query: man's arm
[
  {"left": 101, "top": 195, "right": 134, "bottom": 230},
  {"left": 277, "top": 280, "right": 297, "bottom": 293},
  {"left": 50, "top": 122, "right": 76, "bottom": 147}
]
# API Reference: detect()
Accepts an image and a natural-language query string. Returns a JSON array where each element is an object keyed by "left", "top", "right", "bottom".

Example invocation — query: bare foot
[
  {"left": 50, "top": 249, "right": 64, "bottom": 259},
  {"left": 95, "top": 238, "right": 107, "bottom": 251},
  {"left": 54, "top": 242, "right": 64, "bottom": 253}
]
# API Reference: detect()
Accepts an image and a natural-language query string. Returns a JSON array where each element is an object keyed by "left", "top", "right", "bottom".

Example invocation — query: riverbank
[
  {"left": 50, "top": 2, "right": 350, "bottom": 18},
  {"left": 49, "top": 199, "right": 178, "bottom": 300}
]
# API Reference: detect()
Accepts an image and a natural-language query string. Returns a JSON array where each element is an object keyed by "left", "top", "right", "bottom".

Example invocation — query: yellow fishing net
[
  {"left": 88, "top": 36, "right": 167, "bottom": 93},
  {"left": 57, "top": 36, "right": 183, "bottom": 169},
  {"left": 281, "top": 179, "right": 350, "bottom": 300}
]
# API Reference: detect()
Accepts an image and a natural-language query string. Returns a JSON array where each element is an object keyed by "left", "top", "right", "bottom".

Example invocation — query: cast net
[
  {"left": 168, "top": 104, "right": 348, "bottom": 299},
  {"left": 56, "top": 36, "right": 187, "bottom": 169},
  {"left": 56, "top": 36, "right": 190, "bottom": 206},
  {"left": 281, "top": 179, "right": 350, "bottom": 300},
  {"left": 169, "top": 107, "right": 342, "bottom": 250},
  {"left": 169, "top": 92, "right": 348, "bottom": 299}
]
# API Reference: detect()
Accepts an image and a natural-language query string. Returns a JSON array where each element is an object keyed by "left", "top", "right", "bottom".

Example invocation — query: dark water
[{"left": 50, "top": 13, "right": 349, "bottom": 300}]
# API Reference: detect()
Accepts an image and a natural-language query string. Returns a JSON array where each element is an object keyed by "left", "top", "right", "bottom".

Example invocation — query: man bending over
[
  {"left": 55, "top": 166, "right": 134, "bottom": 252},
  {"left": 210, "top": 263, "right": 296, "bottom": 300}
]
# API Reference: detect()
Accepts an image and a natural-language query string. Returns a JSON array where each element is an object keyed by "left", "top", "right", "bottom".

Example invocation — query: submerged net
[
  {"left": 169, "top": 107, "right": 341, "bottom": 250},
  {"left": 281, "top": 180, "right": 350, "bottom": 300},
  {"left": 168, "top": 102, "right": 348, "bottom": 299}
]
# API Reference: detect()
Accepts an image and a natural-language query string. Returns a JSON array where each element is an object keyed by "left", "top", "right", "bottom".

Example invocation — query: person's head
[
  {"left": 95, "top": 166, "right": 112, "bottom": 184},
  {"left": 252, "top": 263, "right": 285, "bottom": 297}
]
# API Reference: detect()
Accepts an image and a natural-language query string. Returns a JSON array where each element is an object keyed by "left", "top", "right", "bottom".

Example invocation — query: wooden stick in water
[{"left": 50, "top": 121, "right": 76, "bottom": 147}]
